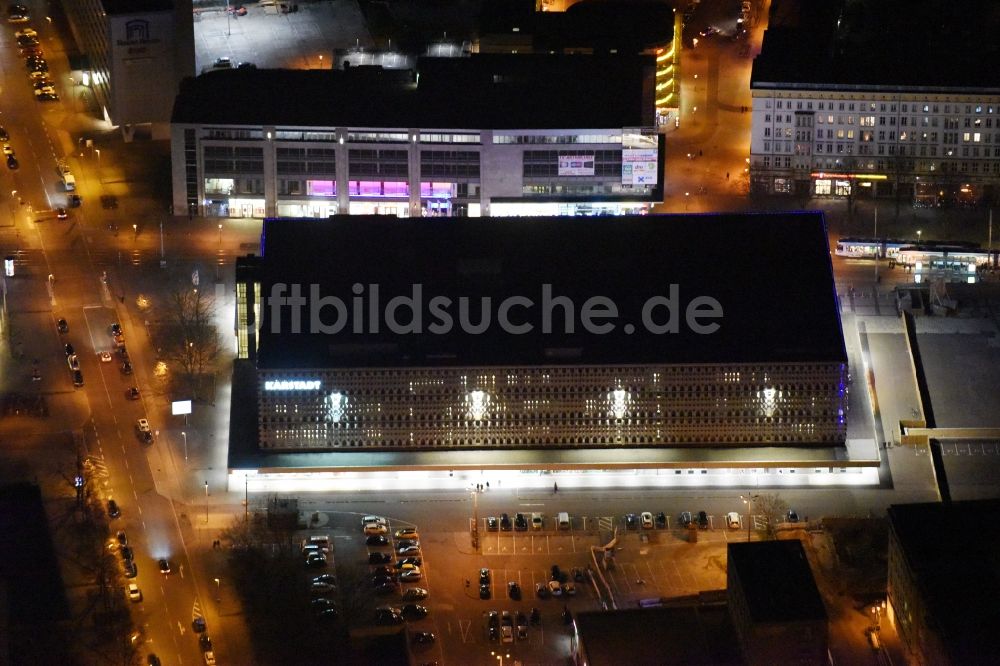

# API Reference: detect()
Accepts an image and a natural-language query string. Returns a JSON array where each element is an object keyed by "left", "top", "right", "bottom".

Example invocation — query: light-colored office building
[{"left": 170, "top": 54, "right": 662, "bottom": 219}]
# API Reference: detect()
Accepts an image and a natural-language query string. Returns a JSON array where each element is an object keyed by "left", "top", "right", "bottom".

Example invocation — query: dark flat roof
[
  {"left": 172, "top": 54, "right": 653, "bottom": 128},
  {"left": 103, "top": 0, "right": 173, "bottom": 14},
  {"left": 574, "top": 606, "right": 742, "bottom": 665},
  {"left": 249, "top": 212, "right": 846, "bottom": 369},
  {"left": 888, "top": 500, "right": 1000, "bottom": 661},
  {"left": 752, "top": 0, "right": 1000, "bottom": 90},
  {"left": 727, "top": 540, "right": 827, "bottom": 623}
]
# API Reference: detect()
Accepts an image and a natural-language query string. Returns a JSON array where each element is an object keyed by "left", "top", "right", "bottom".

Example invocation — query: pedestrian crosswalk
[
  {"left": 192, "top": 599, "right": 203, "bottom": 622},
  {"left": 85, "top": 455, "right": 109, "bottom": 480}
]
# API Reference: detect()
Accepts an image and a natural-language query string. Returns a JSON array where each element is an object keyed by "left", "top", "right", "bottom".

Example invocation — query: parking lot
[{"left": 300, "top": 505, "right": 745, "bottom": 665}]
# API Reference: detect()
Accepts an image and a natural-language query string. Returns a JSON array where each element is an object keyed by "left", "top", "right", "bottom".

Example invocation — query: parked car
[
  {"left": 655, "top": 511, "right": 667, "bottom": 528},
  {"left": 531, "top": 512, "right": 543, "bottom": 530},
  {"left": 625, "top": 513, "right": 638, "bottom": 529},
  {"left": 479, "top": 568, "right": 491, "bottom": 585},
  {"left": 486, "top": 515, "right": 498, "bottom": 531},
  {"left": 64, "top": 343, "right": 74, "bottom": 356},
  {"left": 107, "top": 499, "right": 121, "bottom": 518},
  {"left": 401, "top": 603, "right": 428, "bottom": 620},
  {"left": 397, "top": 545, "right": 420, "bottom": 556},
  {"left": 56, "top": 318, "right": 68, "bottom": 333},
  {"left": 366, "top": 534, "right": 389, "bottom": 546},
  {"left": 368, "top": 552, "right": 391, "bottom": 565},
  {"left": 312, "top": 574, "right": 336, "bottom": 585},
  {"left": 535, "top": 582, "right": 550, "bottom": 598},
  {"left": 726, "top": 512, "right": 741, "bottom": 529},
  {"left": 394, "top": 527, "right": 419, "bottom": 539},
  {"left": 563, "top": 581, "right": 577, "bottom": 596},
  {"left": 126, "top": 387, "right": 140, "bottom": 400},
  {"left": 679, "top": 511, "right": 693, "bottom": 527},
  {"left": 499, "top": 513, "right": 512, "bottom": 531},
  {"left": 396, "top": 557, "right": 422, "bottom": 567},
  {"left": 547, "top": 580, "right": 562, "bottom": 596},
  {"left": 480, "top": 583, "right": 491, "bottom": 599},
  {"left": 787, "top": 509, "right": 800, "bottom": 523},
  {"left": 411, "top": 631, "right": 435, "bottom": 644},
  {"left": 127, "top": 583, "right": 143, "bottom": 602},
  {"left": 640, "top": 511, "right": 654, "bottom": 529},
  {"left": 399, "top": 569, "right": 423, "bottom": 582},
  {"left": 311, "top": 581, "right": 336, "bottom": 594},
  {"left": 697, "top": 511, "right": 709, "bottom": 529},
  {"left": 508, "top": 581, "right": 522, "bottom": 600},
  {"left": 514, "top": 513, "right": 528, "bottom": 531},
  {"left": 305, "top": 552, "right": 327, "bottom": 567},
  {"left": 402, "top": 587, "right": 428, "bottom": 600},
  {"left": 364, "top": 523, "right": 387, "bottom": 535},
  {"left": 116, "top": 530, "right": 128, "bottom": 546}
]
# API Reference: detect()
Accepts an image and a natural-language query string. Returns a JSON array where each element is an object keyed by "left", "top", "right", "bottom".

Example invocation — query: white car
[
  {"left": 203, "top": 651, "right": 217, "bottom": 666},
  {"left": 136, "top": 418, "right": 151, "bottom": 433},
  {"left": 547, "top": 580, "right": 562, "bottom": 596},
  {"left": 99, "top": 351, "right": 112, "bottom": 362},
  {"left": 563, "top": 581, "right": 577, "bottom": 596},
  {"left": 127, "top": 583, "right": 142, "bottom": 602},
  {"left": 399, "top": 569, "right": 423, "bottom": 582},
  {"left": 726, "top": 512, "right": 741, "bottom": 529},
  {"left": 2, "top": 144, "right": 12, "bottom": 156},
  {"left": 14, "top": 28, "right": 36, "bottom": 38},
  {"left": 362, "top": 515, "right": 387, "bottom": 526},
  {"left": 531, "top": 512, "right": 543, "bottom": 530},
  {"left": 640, "top": 511, "right": 654, "bottom": 529}
]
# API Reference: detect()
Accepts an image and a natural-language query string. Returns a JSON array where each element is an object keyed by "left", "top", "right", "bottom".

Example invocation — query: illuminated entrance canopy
[{"left": 265, "top": 379, "right": 322, "bottom": 391}]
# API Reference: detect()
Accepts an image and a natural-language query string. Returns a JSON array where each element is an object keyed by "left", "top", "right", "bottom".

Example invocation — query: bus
[{"left": 834, "top": 237, "right": 981, "bottom": 259}]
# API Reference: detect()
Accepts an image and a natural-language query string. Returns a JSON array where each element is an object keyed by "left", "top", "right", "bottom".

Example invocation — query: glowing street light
[{"left": 741, "top": 490, "right": 759, "bottom": 541}]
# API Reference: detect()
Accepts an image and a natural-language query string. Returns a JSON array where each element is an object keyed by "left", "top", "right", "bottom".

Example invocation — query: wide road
[{"left": 0, "top": 9, "right": 225, "bottom": 663}]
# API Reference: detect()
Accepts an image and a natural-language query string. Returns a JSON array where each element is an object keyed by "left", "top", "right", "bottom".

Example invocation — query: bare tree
[
  {"left": 161, "top": 284, "right": 222, "bottom": 400},
  {"left": 755, "top": 493, "right": 789, "bottom": 540}
]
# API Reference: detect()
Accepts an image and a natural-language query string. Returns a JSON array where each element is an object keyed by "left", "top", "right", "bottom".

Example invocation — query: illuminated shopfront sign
[
  {"left": 622, "top": 129, "right": 659, "bottom": 186},
  {"left": 558, "top": 155, "right": 595, "bottom": 176},
  {"left": 265, "top": 380, "right": 322, "bottom": 391}
]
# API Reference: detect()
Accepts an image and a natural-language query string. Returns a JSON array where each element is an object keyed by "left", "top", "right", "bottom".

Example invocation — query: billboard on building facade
[
  {"left": 558, "top": 155, "right": 595, "bottom": 176},
  {"left": 622, "top": 129, "right": 659, "bottom": 186}
]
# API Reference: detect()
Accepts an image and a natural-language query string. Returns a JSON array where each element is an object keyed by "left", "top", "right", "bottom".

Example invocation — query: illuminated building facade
[
  {"left": 61, "top": 0, "right": 194, "bottom": 132},
  {"left": 750, "top": 0, "right": 1000, "bottom": 205},
  {"left": 171, "top": 54, "right": 661, "bottom": 219},
  {"left": 236, "top": 213, "right": 849, "bottom": 452}
]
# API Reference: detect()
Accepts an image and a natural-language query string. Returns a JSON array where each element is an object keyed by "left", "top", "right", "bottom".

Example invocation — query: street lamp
[
  {"left": 132, "top": 223, "right": 137, "bottom": 242},
  {"left": 741, "top": 491, "right": 759, "bottom": 542},
  {"left": 204, "top": 480, "right": 209, "bottom": 524},
  {"left": 917, "top": 229, "right": 922, "bottom": 243},
  {"left": 214, "top": 577, "right": 221, "bottom": 601},
  {"left": 182, "top": 431, "right": 188, "bottom": 462},
  {"left": 218, "top": 223, "right": 223, "bottom": 246}
]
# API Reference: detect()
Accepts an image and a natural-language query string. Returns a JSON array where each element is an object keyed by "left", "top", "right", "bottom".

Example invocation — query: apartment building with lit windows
[
  {"left": 234, "top": 213, "right": 849, "bottom": 453},
  {"left": 750, "top": 0, "right": 1000, "bottom": 205},
  {"left": 171, "top": 54, "right": 662, "bottom": 219}
]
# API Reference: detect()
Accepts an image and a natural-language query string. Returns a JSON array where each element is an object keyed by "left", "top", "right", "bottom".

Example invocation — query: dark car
[
  {"left": 111, "top": 323, "right": 122, "bottom": 336},
  {"left": 121, "top": 546, "right": 133, "bottom": 562},
  {"left": 126, "top": 387, "right": 140, "bottom": 400},
  {"left": 140, "top": 430, "right": 153, "bottom": 444},
  {"left": 371, "top": 574, "right": 395, "bottom": 587},
  {"left": 73, "top": 369, "right": 84, "bottom": 387},
  {"left": 124, "top": 560, "right": 138, "bottom": 578},
  {"left": 401, "top": 603, "right": 428, "bottom": 620},
  {"left": 366, "top": 534, "right": 389, "bottom": 546},
  {"left": 514, "top": 513, "right": 528, "bottom": 531},
  {"left": 479, "top": 567, "right": 490, "bottom": 586},
  {"left": 0, "top": 126, "right": 8, "bottom": 141},
  {"left": 508, "top": 581, "right": 522, "bottom": 600},
  {"left": 147, "top": 655, "right": 161, "bottom": 666},
  {"left": 479, "top": 584, "right": 491, "bottom": 600},
  {"left": 411, "top": 631, "right": 436, "bottom": 644},
  {"left": 679, "top": 511, "right": 693, "bottom": 527},
  {"left": 375, "top": 609, "right": 404, "bottom": 626},
  {"left": 697, "top": 511, "right": 709, "bottom": 529},
  {"left": 487, "top": 611, "right": 500, "bottom": 640},
  {"left": 192, "top": 617, "right": 206, "bottom": 633},
  {"left": 69, "top": 194, "right": 82, "bottom": 207},
  {"left": 787, "top": 510, "right": 799, "bottom": 523},
  {"left": 107, "top": 499, "right": 121, "bottom": 518},
  {"left": 56, "top": 318, "right": 68, "bottom": 333},
  {"left": 16, "top": 36, "right": 38, "bottom": 48},
  {"left": 551, "top": 564, "right": 568, "bottom": 583},
  {"left": 535, "top": 582, "right": 550, "bottom": 598},
  {"left": 56, "top": 207, "right": 67, "bottom": 219},
  {"left": 486, "top": 516, "right": 498, "bottom": 531},
  {"left": 158, "top": 558, "right": 171, "bottom": 574},
  {"left": 199, "top": 634, "right": 213, "bottom": 651},
  {"left": 121, "top": 361, "right": 133, "bottom": 375},
  {"left": 117, "top": 530, "right": 128, "bottom": 546},
  {"left": 374, "top": 582, "right": 396, "bottom": 595},
  {"left": 7, "top": 155, "right": 18, "bottom": 170},
  {"left": 64, "top": 343, "right": 74, "bottom": 356},
  {"left": 311, "top": 598, "right": 335, "bottom": 612},
  {"left": 34, "top": 90, "right": 58, "bottom": 102},
  {"left": 369, "top": 552, "right": 391, "bottom": 564},
  {"left": 656, "top": 512, "right": 667, "bottom": 528},
  {"left": 371, "top": 565, "right": 394, "bottom": 578},
  {"left": 499, "top": 513, "right": 512, "bottom": 531},
  {"left": 27, "top": 60, "right": 47, "bottom": 73}
]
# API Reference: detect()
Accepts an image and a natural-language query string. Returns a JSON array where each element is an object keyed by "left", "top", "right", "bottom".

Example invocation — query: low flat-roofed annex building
[
  {"left": 727, "top": 540, "right": 829, "bottom": 665},
  {"left": 234, "top": 212, "right": 849, "bottom": 460},
  {"left": 170, "top": 54, "right": 662, "bottom": 220}
]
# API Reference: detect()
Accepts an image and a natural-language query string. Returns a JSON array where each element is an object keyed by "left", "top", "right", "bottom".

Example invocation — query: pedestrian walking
[
  {"left": 726, "top": 172, "right": 730, "bottom": 180},
  {"left": 698, "top": 149, "right": 703, "bottom": 157},
  {"left": 554, "top": 482, "right": 558, "bottom": 493},
  {"left": 486, "top": 481, "right": 490, "bottom": 489}
]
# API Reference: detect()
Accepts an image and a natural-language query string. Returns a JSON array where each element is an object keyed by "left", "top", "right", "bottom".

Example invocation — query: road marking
[{"left": 177, "top": 621, "right": 185, "bottom": 636}]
